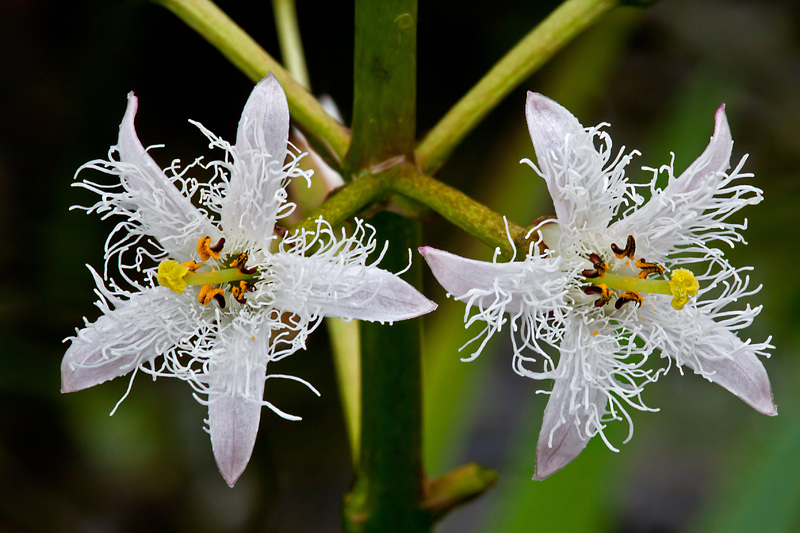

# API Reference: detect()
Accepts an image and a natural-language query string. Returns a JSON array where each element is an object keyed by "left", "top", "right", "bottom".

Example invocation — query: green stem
[
  {"left": 422, "top": 463, "right": 499, "bottom": 520},
  {"left": 289, "top": 171, "right": 389, "bottom": 235},
  {"left": 415, "top": 0, "right": 619, "bottom": 174},
  {"left": 346, "top": 0, "right": 417, "bottom": 172},
  {"left": 341, "top": 1, "right": 428, "bottom": 531},
  {"left": 271, "top": 0, "right": 310, "bottom": 89},
  {"left": 290, "top": 165, "right": 525, "bottom": 259},
  {"left": 392, "top": 171, "right": 524, "bottom": 259},
  {"left": 153, "top": 0, "right": 350, "bottom": 164},
  {"left": 345, "top": 213, "right": 431, "bottom": 533}
]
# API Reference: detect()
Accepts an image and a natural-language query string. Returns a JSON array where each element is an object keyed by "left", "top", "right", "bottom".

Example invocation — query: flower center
[
  {"left": 581, "top": 235, "right": 698, "bottom": 310},
  {"left": 157, "top": 236, "right": 258, "bottom": 308}
]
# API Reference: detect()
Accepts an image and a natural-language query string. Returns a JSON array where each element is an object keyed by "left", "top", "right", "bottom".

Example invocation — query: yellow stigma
[
  {"left": 669, "top": 268, "right": 699, "bottom": 310},
  {"left": 158, "top": 260, "right": 190, "bottom": 293}
]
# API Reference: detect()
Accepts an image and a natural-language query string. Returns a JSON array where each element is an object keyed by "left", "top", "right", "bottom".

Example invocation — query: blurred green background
[{"left": 2, "top": 0, "right": 799, "bottom": 531}]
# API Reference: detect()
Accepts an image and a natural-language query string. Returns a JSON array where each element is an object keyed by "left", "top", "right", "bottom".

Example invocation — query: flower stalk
[
  {"left": 391, "top": 171, "right": 525, "bottom": 259},
  {"left": 153, "top": 0, "right": 350, "bottom": 164},
  {"left": 415, "top": 0, "right": 620, "bottom": 174},
  {"left": 271, "top": 0, "right": 310, "bottom": 89}
]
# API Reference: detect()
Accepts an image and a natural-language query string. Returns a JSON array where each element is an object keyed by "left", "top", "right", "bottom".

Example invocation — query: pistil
[
  {"left": 157, "top": 260, "right": 258, "bottom": 294},
  {"left": 585, "top": 269, "right": 698, "bottom": 310}
]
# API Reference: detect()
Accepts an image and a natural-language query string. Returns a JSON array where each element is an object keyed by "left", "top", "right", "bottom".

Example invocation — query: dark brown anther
[
  {"left": 274, "top": 226, "right": 287, "bottom": 238},
  {"left": 582, "top": 269, "right": 600, "bottom": 278},
  {"left": 587, "top": 253, "right": 608, "bottom": 277},
  {"left": 229, "top": 252, "right": 258, "bottom": 275},
  {"left": 212, "top": 292, "right": 226, "bottom": 309},
  {"left": 635, "top": 258, "right": 665, "bottom": 279},
  {"left": 584, "top": 284, "right": 614, "bottom": 307},
  {"left": 611, "top": 235, "right": 636, "bottom": 260},
  {"left": 615, "top": 291, "right": 643, "bottom": 309},
  {"left": 210, "top": 238, "right": 226, "bottom": 253}
]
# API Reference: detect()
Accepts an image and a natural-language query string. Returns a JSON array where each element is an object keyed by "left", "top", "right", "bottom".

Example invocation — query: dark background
[{"left": 2, "top": 0, "right": 800, "bottom": 531}]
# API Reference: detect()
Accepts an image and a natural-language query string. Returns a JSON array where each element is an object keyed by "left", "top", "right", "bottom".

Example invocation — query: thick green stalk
[
  {"left": 290, "top": 165, "right": 525, "bottom": 259},
  {"left": 341, "top": 1, "right": 428, "bottom": 531},
  {"left": 415, "top": 0, "right": 619, "bottom": 174},
  {"left": 153, "top": 0, "right": 350, "bottom": 163},
  {"left": 346, "top": 0, "right": 417, "bottom": 172},
  {"left": 345, "top": 213, "right": 431, "bottom": 533}
]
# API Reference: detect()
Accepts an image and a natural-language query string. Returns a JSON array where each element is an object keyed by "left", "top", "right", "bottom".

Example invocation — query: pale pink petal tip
[
  {"left": 209, "top": 395, "right": 263, "bottom": 488},
  {"left": 713, "top": 103, "right": 730, "bottom": 137},
  {"left": 419, "top": 245, "right": 515, "bottom": 294},
  {"left": 532, "top": 423, "right": 591, "bottom": 481},
  {"left": 686, "top": 348, "right": 777, "bottom": 417},
  {"left": 743, "top": 380, "right": 778, "bottom": 417}
]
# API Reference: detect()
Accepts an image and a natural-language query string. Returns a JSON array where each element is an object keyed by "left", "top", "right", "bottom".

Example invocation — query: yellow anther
[
  {"left": 611, "top": 235, "right": 636, "bottom": 260},
  {"left": 197, "top": 236, "right": 224, "bottom": 262},
  {"left": 198, "top": 284, "right": 225, "bottom": 306},
  {"left": 615, "top": 291, "right": 643, "bottom": 309},
  {"left": 669, "top": 268, "right": 699, "bottom": 310},
  {"left": 229, "top": 252, "right": 255, "bottom": 275},
  {"left": 230, "top": 252, "right": 247, "bottom": 269},
  {"left": 584, "top": 283, "right": 615, "bottom": 307},
  {"left": 231, "top": 280, "right": 253, "bottom": 304},
  {"left": 158, "top": 260, "right": 189, "bottom": 293},
  {"left": 183, "top": 261, "right": 202, "bottom": 272},
  {"left": 635, "top": 258, "right": 665, "bottom": 279}
]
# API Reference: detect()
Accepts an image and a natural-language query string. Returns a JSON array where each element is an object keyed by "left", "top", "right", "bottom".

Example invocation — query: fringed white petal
[
  {"left": 421, "top": 245, "right": 569, "bottom": 362},
  {"left": 268, "top": 250, "right": 436, "bottom": 323},
  {"left": 534, "top": 360, "right": 607, "bottom": 480},
  {"left": 221, "top": 74, "right": 291, "bottom": 247},
  {"left": 612, "top": 105, "right": 761, "bottom": 262},
  {"left": 206, "top": 326, "right": 269, "bottom": 487},
  {"left": 527, "top": 314, "right": 655, "bottom": 478},
  {"left": 114, "top": 92, "right": 220, "bottom": 257},
  {"left": 673, "top": 105, "right": 733, "bottom": 193},
  {"left": 639, "top": 301, "right": 776, "bottom": 415},
  {"left": 419, "top": 246, "right": 528, "bottom": 314},
  {"left": 524, "top": 92, "right": 635, "bottom": 236},
  {"left": 61, "top": 286, "right": 200, "bottom": 393}
]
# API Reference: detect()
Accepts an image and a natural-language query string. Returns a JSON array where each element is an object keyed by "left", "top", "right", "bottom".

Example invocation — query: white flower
[
  {"left": 420, "top": 92, "right": 775, "bottom": 480},
  {"left": 62, "top": 74, "right": 436, "bottom": 487}
]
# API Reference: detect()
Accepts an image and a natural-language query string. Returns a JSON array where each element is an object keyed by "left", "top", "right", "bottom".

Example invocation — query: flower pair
[
  {"left": 421, "top": 92, "right": 775, "bottom": 479},
  {"left": 64, "top": 74, "right": 775, "bottom": 485},
  {"left": 62, "top": 75, "right": 436, "bottom": 487}
]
